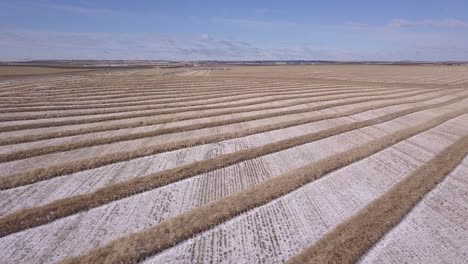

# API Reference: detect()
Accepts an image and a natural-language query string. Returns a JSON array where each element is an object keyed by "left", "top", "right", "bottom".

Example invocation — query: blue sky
[{"left": 1, "top": 0, "right": 468, "bottom": 61}]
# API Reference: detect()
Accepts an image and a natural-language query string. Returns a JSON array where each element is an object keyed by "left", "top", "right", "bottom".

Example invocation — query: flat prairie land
[
  {"left": 0, "top": 66, "right": 90, "bottom": 77},
  {"left": 0, "top": 65, "right": 468, "bottom": 264}
]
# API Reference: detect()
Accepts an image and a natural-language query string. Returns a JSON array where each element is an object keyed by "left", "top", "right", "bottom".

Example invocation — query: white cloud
[
  {"left": 0, "top": 29, "right": 369, "bottom": 61},
  {"left": 49, "top": 4, "right": 117, "bottom": 15},
  {"left": 389, "top": 18, "right": 468, "bottom": 29},
  {"left": 388, "top": 19, "right": 413, "bottom": 28}
]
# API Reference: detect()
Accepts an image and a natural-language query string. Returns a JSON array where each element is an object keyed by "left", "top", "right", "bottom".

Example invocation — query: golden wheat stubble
[
  {"left": 0, "top": 88, "right": 460, "bottom": 163},
  {"left": 0, "top": 83, "right": 357, "bottom": 112},
  {"left": 0, "top": 88, "right": 429, "bottom": 148},
  {"left": 0, "top": 86, "right": 408, "bottom": 133},
  {"left": 0, "top": 84, "right": 359, "bottom": 120},
  {"left": 59, "top": 107, "right": 468, "bottom": 264},
  {"left": 0, "top": 88, "right": 460, "bottom": 185},
  {"left": 1, "top": 98, "right": 468, "bottom": 242},
  {"left": 286, "top": 134, "right": 468, "bottom": 264}
]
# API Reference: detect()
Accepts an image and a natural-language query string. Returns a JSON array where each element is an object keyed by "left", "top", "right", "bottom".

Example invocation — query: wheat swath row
[
  {"left": 0, "top": 85, "right": 383, "bottom": 120},
  {"left": 0, "top": 85, "right": 356, "bottom": 120},
  {"left": 3, "top": 73, "right": 464, "bottom": 104},
  {"left": 1, "top": 90, "right": 467, "bottom": 237},
  {"left": 0, "top": 79, "right": 315, "bottom": 101},
  {"left": 1, "top": 82, "right": 454, "bottom": 115},
  {"left": 2, "top": 88, "right": 462, "bottom": 182},
  {"left": 2, "top": 89, "right": 468, "bottom": 229},
  {"left": 58, "top": 105, "right": 468, "bottom": 264},
  {"left": 0, "top": 83, "right": 337, "bottom": 110},
  {"left": 0, "top": 86, "right": 415, "bottom": 134},
  {"left": 0, "top": 89, "right": 464, "bottom": 164},
  {"left": 1, "top": 88, "right": 458, "bottom": 181},
  {"left": 0, "top": 88, "right": 443, "bottom": 148},
  {"left": 0, "top": 82, "right": 340, "bottom": 109},
  {"left": 0, "top": 81, "right": 338, "bottom": 104},
  {"left": 1, "top": 74, "right": 462, "bottom": 106},
  {"left": 0, "top": 82, "right": 334, "bottom": 109},
  {"left": 1, "top": 65, "right": 467, "bottom": 264}
]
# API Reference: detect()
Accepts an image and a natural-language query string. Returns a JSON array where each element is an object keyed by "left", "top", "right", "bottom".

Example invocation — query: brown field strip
[
  {"left": 2, "top": 75, "right": 462, "bottom": 106},
  {"left": 0, "top": 82, "right": 338, "bottom": 104},
  {"left": 0, "top": 85, "right": 355, "bottom": 119},
  {"left": 0, "top": 80, "right": 266, "bottom": 98},
  {"left": 0, "top": 85, "right": 390, "bottom": 116},
  {"left": 0, "top": 87, "right": 413, "bottom": 133},
  {"left": 0, "top": 100, "right": 466, "bottom": 239},
  {"left": 56, "top": 107, "right": 468, "bottom": 264},
  {"left": 0, "top": 85, "right": 332, "bottom": 106},
  {"left": 0, "top": 88, "right": 450, "bottom": 159},
  {"left": 0, "top": 80, "right": 323, "bottom": 104},
  {"left": 0, "top": 88, "right": 462, "bottom": 162},
  {"left": 0, "top": 91, "right": 436, "bottom": 146},
  {"left": 0, "top": 66, "right": 89, "bottom": 77},
  {"left": 0, "top": 86, "right": 376, "bottom": 121},
  {"left": 285, "top": 134, "right": 468, "bottom": 264},
  {"left": 0, "top": 83, "right": 338, "bottom": 108}
]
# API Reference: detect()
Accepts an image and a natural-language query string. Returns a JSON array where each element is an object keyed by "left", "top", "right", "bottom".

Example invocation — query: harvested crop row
[
  {"left": 139, "top": 117, "right": 468, "bottom": 264},
  {"left": 1, "top": 100, "right": 467, "bottom": 238},
  {"left": 0, "top": 82, "right": 336, "bottom": 109},
  {"left": 0, "top": 83, "right": 332, "bottom": 111},
  {"left": 0, "top": 88, "right": 422, "bottom": 136},
  {"left": 0, "top": 88, "right": 459, "bottom": 182},
  {"left": 0, "top": 80, "right": 240, "bottom": 95},
  {"left": 360, "top": 157, "right": 468, "bottom": 263},
  {"left": 0, "top": 89, "right": 463, "bottom": 163},
  {"left": 286, "top": 134, "right": 468, "bottom": 264},
  {"left": 0, "top": 82, "right": 339, "bottom": 106},
  {"left": 59, "top": 106, "right": 468, "bottom": 264},
  {"left": 0, "top": 90, "right": 442, "bottom": 146},
  {"left": 0, "top": 89, "right": 449, "bottom": 166},
  {"left": 1, "top": 89, "right": 455, "bottom": 177},
  {"left": 3, "top": 101, "right": 464, "bottom": 221},
  {"left": 0, "top": 81, "right": 310, "bottom": 103},
  {"left": 0, "top": 85, "right": 391, "bottom": 118},
  {"left": 0, "top": 78, "right": 237, "bottom": 95},
  {"left": 2, "top": 76, "right": 447, "bottom": 105},
  {"left": 0, "top": 85, "right": 371, "bottom": 121}
]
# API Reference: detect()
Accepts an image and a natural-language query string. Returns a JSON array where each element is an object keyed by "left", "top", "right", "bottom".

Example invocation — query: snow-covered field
[{"left": 0, "top": 65, "right": 467, "bottom": 263}]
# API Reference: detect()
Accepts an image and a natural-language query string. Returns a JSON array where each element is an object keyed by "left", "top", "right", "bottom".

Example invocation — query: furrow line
[
  {"left": 0, "top": 83, "right": 339, "bottom": 106},
  {"left": 285, "top": 134, "right": 468, "bottom": 264},
  {"left": 0, "top": 81, "right": 336, "bottom": 106},
  {"left": 0, "top": 97, "right": 467, "bottom": 239},
  {"left": 0, "top": 83, "right": 334, "bottom": 108},
  {"left": 0, "top": 88, "right": 440, "bottom": 150},
  {"left": 0, "top": 88, "right": 462, "bottom": 162},
  {"left": 58, "top": 106, "right": 468, "bottom": 264},
  {"left": 0, "top": 86, "right": 376, "bottom": 121},
  {"left": 0, "top": 87, "right": 413, "bottom": 133}
]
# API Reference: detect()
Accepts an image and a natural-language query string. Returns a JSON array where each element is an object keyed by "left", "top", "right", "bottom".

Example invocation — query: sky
[{"left": 1, "top": 0, "right": 468, "bottom": 61}]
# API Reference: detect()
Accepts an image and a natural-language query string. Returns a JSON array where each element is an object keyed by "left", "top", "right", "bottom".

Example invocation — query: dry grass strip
[
  {"left": 1, "top": 103, "right": 467, "bottom": 241},
  {"left": 0, "top": 83, "right": 335, "bottom": 110},
  {"left": 58, "top": 107, "right": 468, "bottom": 264},
  {"left": 0, "top": 81, "right": 338, "bottom": 109},
  {"left": 286, "top": 134, "right": 468, "bottom": 264},
  {"left": 2, "top": 83, "right": 339, "bottom": 110},
  {"left": 0, "top": 89, "right": 462, "bottom": 162},
  {"left": 2, "top": 80, "right": 285, "bottom": 98},
  {"left": 0, "top": 86, "right": 372, "bottom": 121},
  {"left": 0, "top": 87, "right": 411, "bottom": 133},
  {"left": 0, "top": 83, "right": 338, "bottom": 106},
  {"left": 0, "top": 79, "right": 239, "bottom": 96}
]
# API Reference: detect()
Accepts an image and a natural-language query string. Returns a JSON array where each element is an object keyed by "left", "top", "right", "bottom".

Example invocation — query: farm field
[
  {"left": 0, "top": 66, "right": 90, "bottom": 77},
  {"left": 0, "top": 65, "right": 468, "bottom": 263}
]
